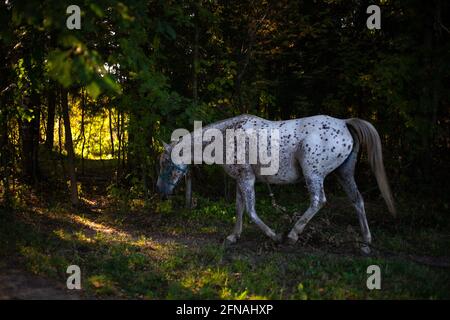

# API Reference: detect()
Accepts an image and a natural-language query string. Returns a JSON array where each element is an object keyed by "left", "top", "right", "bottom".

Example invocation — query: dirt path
[{"left": 0, "top": 268, "right": 83, "bottom": 300}]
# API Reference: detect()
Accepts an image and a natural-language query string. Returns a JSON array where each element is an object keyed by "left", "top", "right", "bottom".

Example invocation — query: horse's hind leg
[
  {"left": 226, "top": 185, "right": 244, "bottom": 244},
  {"left": 287, "top": 174, "right": 326, "bottom": 244},
  {"left": 336, "top": 150, "right": 372, "bottom": 255}
]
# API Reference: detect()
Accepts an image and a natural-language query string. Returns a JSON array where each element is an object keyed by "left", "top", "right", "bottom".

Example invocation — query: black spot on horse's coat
[{"left": 337, "top": 153, "right": 342, "bottom": 158}]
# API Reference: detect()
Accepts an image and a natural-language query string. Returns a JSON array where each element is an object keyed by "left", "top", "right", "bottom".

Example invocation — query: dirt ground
[
  {"left": 1, "top": 173, "right": 449, "bottom": 299},
  {"left": 0, "top": 268, "right": 82, "bottom": 300}
]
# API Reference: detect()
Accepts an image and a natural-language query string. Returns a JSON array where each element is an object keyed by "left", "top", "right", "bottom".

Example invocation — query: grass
[{"left": 1, "top": 177, "right": 449, "bottom": 299}]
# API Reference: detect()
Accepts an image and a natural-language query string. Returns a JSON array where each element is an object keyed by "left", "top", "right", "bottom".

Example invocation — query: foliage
[
  {"left": 1, "top": 0, "right": 449, "bottom": 197},
  {"left": 0, "top": 0, "right": 450, "bottom": 300}
]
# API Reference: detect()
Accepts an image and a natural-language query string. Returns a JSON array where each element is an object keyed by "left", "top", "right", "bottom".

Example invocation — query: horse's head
[{"left": 156, "top": 142, "right": 188, "bottom": 197}]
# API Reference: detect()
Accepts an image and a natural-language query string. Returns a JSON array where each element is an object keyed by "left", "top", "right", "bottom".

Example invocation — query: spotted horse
[{"left": 156, "top": 115, "right": 396, "bottom": 254}]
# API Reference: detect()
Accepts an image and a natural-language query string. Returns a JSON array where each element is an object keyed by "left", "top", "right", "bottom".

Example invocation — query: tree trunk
[
  {"left": 20, "top": 90, "right": 40, "bottom": 183},
  {"left": 80, "top": 89, "right": 86, "bottom": 175},
  {"left": 185, "top": 11, "right": 199, "bottom": 209},
  {"left": 45, "top": 82, "right": 56, "bottom": 150},
  {"left": 58, "top": 102, "right": 65, "bottom": 174},
  {"left": 419, "top": 2, "right": 441, "bottom": 180},
  {"left": 193, "top": 19, "right": 199, "bottom": 105},
  {"left": 126, "top": 113, "right": 135, "bottom": 174},
  {"left": 116, "top": 111, "right": 121, "bottom": 178},
  {"left": 0, "top": 95, "right": 11, "bottom": 205},
  {"left": 61, "top": 88, "right": 79, "bottom": 205},
  {"left": 120, "top": 111, "right": 125, "bottom": 170},
  {"left": 108, "top": 107, "right": 115, "bottom": 158},
  {"left": 185, "top": 170, "right": 192, "bottom": 209},
  {"left": 99, "top": 117, "right": 105, "bottom": 169}
]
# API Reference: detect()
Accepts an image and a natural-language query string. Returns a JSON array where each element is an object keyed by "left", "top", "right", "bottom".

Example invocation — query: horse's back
[{"left": 222, "top": 114, "right": 354, "bottom": 182}]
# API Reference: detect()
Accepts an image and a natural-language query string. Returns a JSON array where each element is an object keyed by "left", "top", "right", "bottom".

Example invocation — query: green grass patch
[{"left": 1, "top": 185, "right": 449, "bottom": 299}]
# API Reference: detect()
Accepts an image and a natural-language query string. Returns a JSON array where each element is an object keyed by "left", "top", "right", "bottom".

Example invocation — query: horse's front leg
[
  {"left": 238, "top": 177, "right": 282, "bottom": 243},
  {"left": 226, "top": 185, "right": 244, "bottom": 244}
]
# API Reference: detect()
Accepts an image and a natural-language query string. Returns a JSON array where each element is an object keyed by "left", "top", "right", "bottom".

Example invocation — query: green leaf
[
  {"left": 87, "top": 81, "right": 101, "bottom": 99},
  {"left": 89, "top": 4, "right": 105, "bottom": 17}
]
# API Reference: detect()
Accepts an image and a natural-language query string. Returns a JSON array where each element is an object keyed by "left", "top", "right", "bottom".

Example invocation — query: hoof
[
  {"left": 286, "top": 232, "right": 298, "bottom": 245},
  {"left": 224, "top": 234, "right": 238, "bottom": 245},
  {"left": 273, "top": 233, "right": 283, "bottom": 244},
  {"left": 361, "top": 245, "right": 371, "bottom": 256}
]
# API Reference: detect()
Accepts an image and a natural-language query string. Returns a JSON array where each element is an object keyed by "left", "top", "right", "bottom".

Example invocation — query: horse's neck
[
  {"left": 202, "top": 117, "right": 243, "bottom": 132},
  {"left": 185, "top": 117, "right": 244, "bottom": 147}
]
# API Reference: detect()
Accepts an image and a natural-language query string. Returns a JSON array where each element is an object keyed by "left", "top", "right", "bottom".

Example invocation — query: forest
[{"left": 0, "top": 0, "right": 449, "bottom": 299}]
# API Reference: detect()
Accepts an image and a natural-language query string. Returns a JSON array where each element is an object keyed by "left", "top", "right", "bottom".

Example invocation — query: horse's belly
[
  {"left": 254, "top": 161, "right": 302, "bottom": 184},
  {"left": 258, "top": 173, "right": 302, "bottom": 184}
]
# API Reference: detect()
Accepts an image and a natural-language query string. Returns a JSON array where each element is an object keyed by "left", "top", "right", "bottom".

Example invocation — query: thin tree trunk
[
  {"left": 20, "top": 90, "right": 40, "bottom": 183},
  {"left": 419, "top": 2, "right": 440, "bottom": 180},
  {"left": 193, "top": 20, "right": 199, "bottom": 105},
  {"left": 185, "top": 11, "right": 199, "bottom": 209},
  {"left": 45, "top": 82, "right": 56, "bottom": 150},
  {"left": 116, "top": 111, "right": 121, "bottom": 177},
  {"left": 429, "top": 0, "right": 442, "bottom": 177},
  {"left": 61, "top": 88, "right": 79, "bottom": 205},
  {"left": 0, "top": 96, "right": 11, "bottom": 205},
  {"left": 80, "top": 89, "right": 86, "bottom": 175},
  {"left": 120, "top": 111, "right": 125, "bottom": 170},
  {"left": 99, "top": 117, "right": 105, "bottom": 169},
  {"left": 126, "top": 113, "right": 135, "bottom": 174},
  {"left": 58, "top": 102, "right": 65, "bottom": 174},
  {"left": 185, "top": 170, "right": 192, "bottom": 209},
  {"left": 108, "top": 107, "right": 115, "bottom": 158},
  {"left": 223, "top": 170, "right": 228, "bottom": 201},
  {"left": 86, "top": 121, "right": 93, "bottom": 163}
]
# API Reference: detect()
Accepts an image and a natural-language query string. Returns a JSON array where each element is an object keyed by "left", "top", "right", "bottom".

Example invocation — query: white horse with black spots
[{"left": 156, "top": 115, "right": 396, "bottom": 254}]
